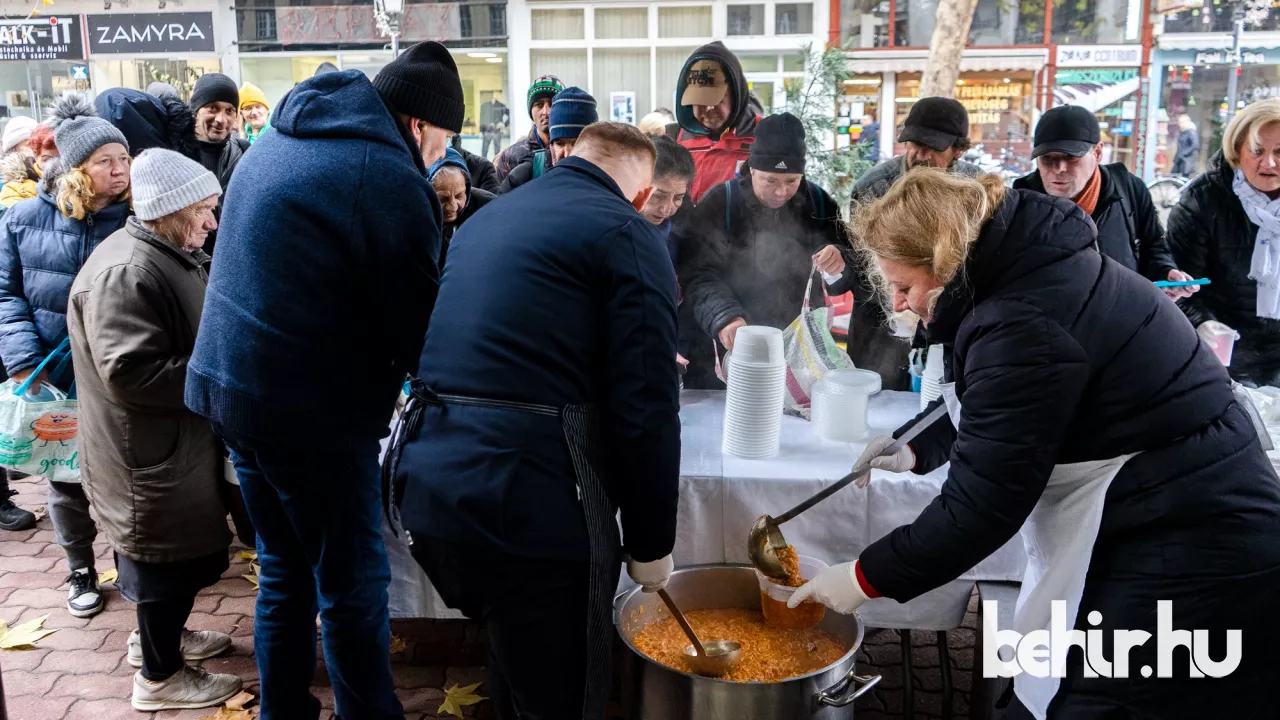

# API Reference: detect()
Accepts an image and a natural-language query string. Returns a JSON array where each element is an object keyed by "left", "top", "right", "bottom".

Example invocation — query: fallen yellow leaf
[
  {"left": 235, "top": 551, "right": 258, "bottom": 561},
  {"left": 389, "top": 634, "right": 407, "bottom": 654},
  {"left": 437, "top": 682, "right": 486, "bottom": 718},
  {"left": 98, "top": 568, "right": 118, "bottom": 584},
  {"left": 0, "top": 614, "right": 58, "bottom": 650},
  {"left": 198, "top": 706, "right": 253, "bottom": 720},
  {"left": 243, "top": 561, "right": 260, "bottom": 590},
  {"left": 30, "top": 506, "right": 46, "bottom": 521},
  {"left": 225, "top": 690, "right": 255, "bottom": 711}
]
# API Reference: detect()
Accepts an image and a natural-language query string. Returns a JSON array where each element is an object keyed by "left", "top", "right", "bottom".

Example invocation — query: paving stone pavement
[{"left": 1, "top": 474, "right": 979, "bottom": 719}]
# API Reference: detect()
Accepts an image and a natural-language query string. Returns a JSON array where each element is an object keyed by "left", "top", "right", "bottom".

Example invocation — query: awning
[
  {"left": 845, "top": 47, "right": 1050, "bottom": 74},
  {"left": 1052, "top": 77, "right": 1141, "bottom": 111}
]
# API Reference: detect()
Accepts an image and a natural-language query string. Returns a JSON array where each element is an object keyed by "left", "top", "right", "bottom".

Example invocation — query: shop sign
[
  {"left": 1055, "top": 45, "right": 1142, "bottom": 68},
  {"left": 86, "top": 13, "right": 215, "bottom": 54},
  {"left": 0, "top": 17, "right": 83, "bottom": 61},
  {"left": 1193, "top": 49, "right": 1267, "bottom": 65},
  {"left": 1055, "top": 69, "right": 1138, "bottom": 85},
  {"left": 276, "top": 5, "right": 461, "bottom": 46},
  {"left": 953, "top": 83, "right": 1024, "bottom": 125}
]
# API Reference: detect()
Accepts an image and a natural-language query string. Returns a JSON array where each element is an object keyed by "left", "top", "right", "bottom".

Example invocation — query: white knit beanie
[
  {"left": 131, "top": 148, "right": 222, "bottom": 221},
  {"left": 2, "top": 116, "right": 37, "bottom": 152}
]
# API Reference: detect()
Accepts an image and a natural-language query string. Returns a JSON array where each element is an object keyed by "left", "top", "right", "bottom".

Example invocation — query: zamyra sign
[
  {"left": 86, "top": 13, "right": 215, "bottom": 54},
  {"left": 0, "top": 17, "right": 84, "bottom": 61}
]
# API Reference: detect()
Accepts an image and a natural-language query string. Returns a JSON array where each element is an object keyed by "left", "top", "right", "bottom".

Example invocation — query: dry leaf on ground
[
  {"left": 198, "top": 706, "right": 254, "bottom": 720},
  {"left": 389, "top": 634, "right": 407, "bottom": 654},
  {"left": 235, "top": 551, "right": 258, "bottom": 561},
  {"left": 243, "top": 561, "right": 260, "bottom": 589},
  {"left": 0, "top": 614, "right": 58, "bottom": 650},
  {"left": 438, "top": 682, "right": 486, "bottom": 718},
  {"left": 225, "top": 690, "right": 255, "bottom": 710},
  {"left": 30, "top": 506, "right": 46, "bottom": 521},
  {"left": 98, "top": 568, "right": 118, "bottom": 584}
]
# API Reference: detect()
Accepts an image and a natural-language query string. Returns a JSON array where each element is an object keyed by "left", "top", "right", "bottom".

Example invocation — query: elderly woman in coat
[
  {"left": 1167, "top": 98, "right": 1280, "bottom": 386},
  {"left": 0, "top": 94, "right": 132, "bottom": 616},
  {"left": 68, "top": 148, "right": 241, "bottom": 712}
]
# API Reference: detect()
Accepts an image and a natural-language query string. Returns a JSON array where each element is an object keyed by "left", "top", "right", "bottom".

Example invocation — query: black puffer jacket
[
  {"left": 1013, "top": 162, "right": 1177, "bottom": 281},
  {"left": 1167, "top": 150, "right": 1280, "bottom": 386},
  {"left": 860, "top": 188, "right": 1280, "bottom": 713}
]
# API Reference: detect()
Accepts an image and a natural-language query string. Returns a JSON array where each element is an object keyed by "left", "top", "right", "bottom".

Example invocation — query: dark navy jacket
[
  {"left": 185, "top": 71, "right": 442, "bottom": 442},
  {"left": 398, "top": 157, "right": 680, "bottom": 563},
  {"left": 860, "top": 190, "right": 1280, "bottom": 607},
  {"left": 0, "top": 190, "right": 129, "bottom": 386}
]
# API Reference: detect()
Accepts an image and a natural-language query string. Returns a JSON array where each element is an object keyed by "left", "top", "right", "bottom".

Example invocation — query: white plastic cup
[
  {"left": 1210, "top": 328, "right": 1237, "bottom": 367},
  {"left": 732, "top": 326, "right": 785, "bottom": 365},
  {"left": 812, "top": 369, "right": 881, "bottom": 442}
]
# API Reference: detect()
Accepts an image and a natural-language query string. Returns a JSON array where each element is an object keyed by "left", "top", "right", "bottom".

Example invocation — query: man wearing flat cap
[
  {"left": 1013, "top": 104, "right": 1196, "bottom": 300},
  {"left": 849, "top": 96, "right": 981, "bottom": 205}
]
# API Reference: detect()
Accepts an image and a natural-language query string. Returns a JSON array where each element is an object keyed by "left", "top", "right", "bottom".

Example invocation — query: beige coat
[{"left": 67, "top": 218, "right": 229, "bottom": 563}]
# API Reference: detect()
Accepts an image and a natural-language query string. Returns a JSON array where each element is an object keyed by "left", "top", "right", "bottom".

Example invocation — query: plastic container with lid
[{"left": 811, "top": 368, "right": 882, "bottom": 443}]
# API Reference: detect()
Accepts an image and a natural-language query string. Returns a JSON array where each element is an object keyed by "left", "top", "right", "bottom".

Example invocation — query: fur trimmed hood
[{"left": 0, "top": 152, "right": 31, "bottom": 184}]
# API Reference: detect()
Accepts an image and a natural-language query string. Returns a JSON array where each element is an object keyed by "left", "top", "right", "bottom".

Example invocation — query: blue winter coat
[
  {"left": 185, "top": 70, "right": 443, "bottom": 442},
  {"left": 0, "top": 190, "right": 130, "bottom": 386},
  {"left": 397, "top": 157, "right": 681, "bottom": 563}
]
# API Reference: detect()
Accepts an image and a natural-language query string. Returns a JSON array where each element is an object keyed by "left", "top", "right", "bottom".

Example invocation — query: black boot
[{"left": 0, "top": 472, "right": 36, "bottom": 531}]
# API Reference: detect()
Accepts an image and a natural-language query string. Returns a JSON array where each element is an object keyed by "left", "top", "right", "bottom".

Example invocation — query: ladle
[
  {"left": 655, "top": 588, "right": 742, "bottom": 677},
  {"left": 748, "top": 403, "right": 950, "bottom": 580}
]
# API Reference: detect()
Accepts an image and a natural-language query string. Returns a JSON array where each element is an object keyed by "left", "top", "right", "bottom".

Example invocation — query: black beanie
[
  {"left": 373, "top": 41, "right": 465, "bottom": 133},
  {"left": 189, "top": 73, "right": 239, "bottom": 112},
  {"left": 749, "top": 112, "right": 806, "bottom": 174}
]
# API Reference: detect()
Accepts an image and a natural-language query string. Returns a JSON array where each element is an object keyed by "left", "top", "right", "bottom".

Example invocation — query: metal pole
[
  {"left": 1226, "top": 12, "right": 1244, "bottom": 122},
  {"left": 391, "top": 31, "right": 400, "bottom": 59}
]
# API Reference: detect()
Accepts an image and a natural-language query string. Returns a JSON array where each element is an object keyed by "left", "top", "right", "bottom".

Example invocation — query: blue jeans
[{"left": 224, "top": 432, "right": 403, "bottom": 720}]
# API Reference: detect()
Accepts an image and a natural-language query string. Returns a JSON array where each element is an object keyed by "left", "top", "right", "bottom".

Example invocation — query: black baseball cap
[
  {"left": 897, "top": 97, "right": 969, "bottom": 152},
  {"left": 1031, "top": 105, "right": 1100, "bottom": 159}
]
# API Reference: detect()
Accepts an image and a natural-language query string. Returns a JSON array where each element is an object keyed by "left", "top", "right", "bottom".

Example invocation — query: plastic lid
[{"left": 822, "top": 369, "right": 882, "bottom": 395}]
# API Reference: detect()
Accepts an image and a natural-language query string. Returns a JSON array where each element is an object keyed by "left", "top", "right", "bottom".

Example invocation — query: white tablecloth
[{"left": 384, "top": 389, "right": 1027, "bottom": 628}]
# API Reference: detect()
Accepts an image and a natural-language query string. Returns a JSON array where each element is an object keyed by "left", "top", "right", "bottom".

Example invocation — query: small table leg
[
  {"left": 937, "top": 630, "right": 952, "bottom": 720},
  {"left": 901, "top": 629, "right": 914, "bottom": 720}
]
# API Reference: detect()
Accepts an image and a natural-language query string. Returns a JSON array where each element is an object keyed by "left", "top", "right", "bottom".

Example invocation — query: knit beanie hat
[
  {"left": 373, "top": 41, "right": 465, "bottom": 133},
  {"left": 47, "top": 94, "right": 129, "bottom": 170},
  {"left": 749, "top": 112, "right": 806, "bottom": 174},
  {"left": 130, "top": 148, "right": 222, "bottom": 221},
  {"left": 2, "top": 116, "right": 37, "bottom": 153},
  {"left": 238, "top": 82, "right": 270, "bottom": 112},
  {"left": 190, "top": 73, "right": 239, "bottom": 113},
  {"left": 145, "top": 81, "right": 179, "bottom": 101},
  {"left": 549, "top": 87, "right": 597, "bottom": 143},
  {"left": 527, "top": 75, "right": 564, "bottom": 119}
]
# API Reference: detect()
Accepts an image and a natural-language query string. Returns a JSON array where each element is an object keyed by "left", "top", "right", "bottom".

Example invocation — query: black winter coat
[
  {"left": 1013, "top": 163, "right": 1177, "bottom": 281},
  {"left": 860, "top": 189, "right": 1280, "bottom": 713},
  {"left": 439, "top": 187, "right": 494, "bottom": 268},
  {"left": 676, "top": 174, "right": 858, "bottom": 339},
  {"left": 457, "top": 146, "right": 499, "bottom": 193},
  {"left": 1167, "top": 150, "right": 1280, "bottom": 386}
]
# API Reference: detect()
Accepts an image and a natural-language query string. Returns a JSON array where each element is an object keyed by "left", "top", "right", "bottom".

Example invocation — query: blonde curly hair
[{"left": 55, "top": 163, "right": 130, "bottom": 221}]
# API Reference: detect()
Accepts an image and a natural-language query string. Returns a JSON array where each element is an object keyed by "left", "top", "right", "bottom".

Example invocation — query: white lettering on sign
[
  {"left": 98, "top": 22, "right": 207, "bottom": 44},
  {"left": 1055, "top": 45, "right": 1143, "bottom": 68}
]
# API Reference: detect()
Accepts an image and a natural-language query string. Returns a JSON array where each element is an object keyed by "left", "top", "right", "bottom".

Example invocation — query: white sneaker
[
  {"left": 131, "top": 666, "right": 242, "bottom": 711},
  {"left": 126, "top": 629, "right": 233, "bottom": 668},
  {"left": 65, "top": 568, "right": 103, "bottom": 618}
]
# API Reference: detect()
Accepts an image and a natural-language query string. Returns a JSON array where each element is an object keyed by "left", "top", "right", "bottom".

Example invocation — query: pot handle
[{"left": 816, "top": 670, "right": 882, "bottom": 708}]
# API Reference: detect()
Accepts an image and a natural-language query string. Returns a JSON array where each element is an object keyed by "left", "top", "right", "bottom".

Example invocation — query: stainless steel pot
[{"left": 614, "top": 564, "right": 881, "bottom": 719}]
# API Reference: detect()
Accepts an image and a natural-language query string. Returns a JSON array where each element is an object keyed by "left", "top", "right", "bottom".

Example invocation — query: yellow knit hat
[{"left": 239, "top": 82, "right": 270, "bottom": 112}]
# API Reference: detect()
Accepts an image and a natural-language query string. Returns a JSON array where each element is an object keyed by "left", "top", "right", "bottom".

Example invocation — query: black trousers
[
  {"left": 136, "top": 595, "right": 196, "bottom": 681},
  {"left": 412, "top": 539, "right": 608, "bottom": 720}
]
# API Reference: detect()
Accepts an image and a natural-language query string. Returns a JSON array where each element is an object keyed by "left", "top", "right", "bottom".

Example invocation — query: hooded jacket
[
  {"left": 0, "top": 160, "right": 131, "bottom": 386},
  {"left": 1167, "top": 150, "right": 1280, "bottom": 386},
  {"left": 94, "top": 88, "right": 199, "bottom": 160},
  {"left": 669, "top": 42, "right": 762, "bottom": 202},
  {"left": 185, "top": 70, "right": 443, "bottom": 442},
  {"left": 1013, "top": 162, "right": 1177, "bottom": 281},
  {"left": 428, "top": 148, "right": 495, "bottom": 267},
  {"left": 0, "top": 152, "right": 37, "bottom": 209},
  {"left": 493, "top": 124, "right": 547, "bottom": 182}
]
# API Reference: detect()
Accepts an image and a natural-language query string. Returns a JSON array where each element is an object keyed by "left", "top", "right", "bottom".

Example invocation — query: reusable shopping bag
[
  {"left": 0, "top": 338, "right": 80, "bottom": 482},
  {"left": 781, "top": 265, "right": 854, "bottom": 413}
]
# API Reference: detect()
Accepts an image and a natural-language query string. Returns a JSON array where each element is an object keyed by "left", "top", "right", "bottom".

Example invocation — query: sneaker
[
  {"left": 127, "top": 628, "right": 233, "bottom": 668},
  {"left": 66, "top": 568, "right": 104, "bottom": 618},
  {"left": 131, "top": 665, "right": 242, "bottom": 711},
  {"left": 0, "top": 487, "right": 35, "bottom": 531}
]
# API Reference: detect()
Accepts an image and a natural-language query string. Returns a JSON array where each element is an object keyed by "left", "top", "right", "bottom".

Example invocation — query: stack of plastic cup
[
  {"left": 722, "top": 326, "right": 787, "bottom": 459},
  {"left": 920, "top": 344, "right": 945, "bottom": 410}
]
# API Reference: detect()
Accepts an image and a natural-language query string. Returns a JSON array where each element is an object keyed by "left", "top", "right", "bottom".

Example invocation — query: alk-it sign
[
  {"left": 86, "top": 13, "right": 215, "bottom": 54},
  {"left": 0, "top": 17, "right": 84, "bottom": 61}
]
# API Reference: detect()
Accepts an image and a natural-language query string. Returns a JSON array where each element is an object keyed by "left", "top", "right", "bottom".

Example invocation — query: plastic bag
[
  {"left": 0, "top": 338, "right": 80, "bottom": 482},
  {"left": 781, "top": 266, "right": 854, "bottom": 413}
]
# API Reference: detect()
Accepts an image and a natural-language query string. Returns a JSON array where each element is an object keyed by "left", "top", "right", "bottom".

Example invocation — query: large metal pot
[{"left": 614, "top": 564, "right": 881, "bottom": 718}]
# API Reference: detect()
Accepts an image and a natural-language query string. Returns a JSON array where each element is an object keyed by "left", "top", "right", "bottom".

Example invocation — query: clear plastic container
[
  {"left": 1209, "top": 327, "right": 1237, "bottom": 367},
  {"left": 755, "top": 555, "right": 828, "bottom": 629}
]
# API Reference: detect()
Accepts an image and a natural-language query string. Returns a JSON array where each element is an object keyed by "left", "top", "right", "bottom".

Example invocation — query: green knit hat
[{"left": 527, "top": 75, "right": 564, "bottom": 119}]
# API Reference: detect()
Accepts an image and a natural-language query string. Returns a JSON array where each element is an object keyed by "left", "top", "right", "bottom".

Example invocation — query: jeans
[
  {"left": 48, "top": 480, "right": 96, "bottom": 571},
  {"left": 224, "top": 432, "right": 402, "bottom": 720},
  {"left": 137, "top": 595, "right": 196, "bottom": 681}
]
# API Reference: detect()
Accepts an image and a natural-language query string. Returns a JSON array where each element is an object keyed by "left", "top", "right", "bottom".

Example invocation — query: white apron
[{"left": 941, "top": 383, "right": 1137, "bottom": 719}]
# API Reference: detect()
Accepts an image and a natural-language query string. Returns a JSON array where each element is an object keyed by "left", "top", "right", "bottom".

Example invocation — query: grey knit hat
[
  {"left": 130, "top": 148, "right": 221, "bottom": 221},
  {"left": 47, "top": 93, "right": 129, "bottom": 170}
]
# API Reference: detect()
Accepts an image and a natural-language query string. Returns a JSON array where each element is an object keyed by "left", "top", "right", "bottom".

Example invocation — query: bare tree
[{"left": 919, "top": 0, "right": 981, "bottom": 98}]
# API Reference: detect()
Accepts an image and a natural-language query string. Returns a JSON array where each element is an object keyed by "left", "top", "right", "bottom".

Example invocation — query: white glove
[
  {"left": 627, "top": 554, "right": 674, "bottom": 592},
  {"left": 1196, "top": 320, "right": 1239, "bottom": 349},
  {"left": 787, "top": 561, "right": 871, "bottom": 614},
  {"left": 853, "top": 435, "right": 916, "bottom": 488}
]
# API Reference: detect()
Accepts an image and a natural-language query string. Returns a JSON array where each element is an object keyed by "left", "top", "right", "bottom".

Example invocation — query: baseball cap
[
  {"left": 681, "top": 59, "right": 728, "bottom": 107},
  {"left": 897, "top": 97, "right": 969, "bottom": 152},
  {"left": 1031, "top": 105, "right": 1101, "bottom": 159}
]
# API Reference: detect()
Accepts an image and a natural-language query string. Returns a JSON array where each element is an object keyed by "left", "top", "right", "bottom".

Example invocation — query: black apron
[{"left": 384, "top": 379, "right": 619, "bottom": 720}]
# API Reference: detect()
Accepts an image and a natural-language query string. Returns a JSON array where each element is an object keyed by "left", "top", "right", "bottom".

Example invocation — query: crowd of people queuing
[{"left": 0, "top": 31, "right": 1275, "bottom": 719}]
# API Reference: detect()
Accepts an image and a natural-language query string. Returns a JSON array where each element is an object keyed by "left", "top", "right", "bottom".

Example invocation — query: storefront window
[
  {"left": 90, "top": 59, "right": 221, "bottom": 103},
  {"left": 1051, "top": 0, "right": 1141, "bottom": 44},
  {"left": 531, "top": 49, "right": 588, "bottom": 90},
  {"left": 776, "top": 3, "right": 814, "bottom": 33},
  {"left": 0, "top": 61, "right": 87, "bottom": 123},
  {"left": 1158, "top": 64, "right": 1280, "bottom": 173},
  {"left": 596, "top": 8, "right": 649, "bottom": 39},
  {"left": 740, "top": 55, "right": 779, "bottom": 72},
  {"left": 1054, "top": 68, "right": 1141, "bottom": 172},
  {"left": 728, "top": 4, "right": 766, "bottom": 35},
  {"left": 595, "top": 49, "right": 653, "bottom": 119},
  {"left": 839, "top": 76, "right": 882, "bottom": 158},
  {"left": 895, "top": 72, "right": 1035, "bottom": 174},
  {"left": 841, "top": 0, "right": 890, "bottom": 48},
  {"left": 239, "top": 56, "right": 337, "bottom": 112},
  {"left": 658, "top": 6, "right": 713, "bottom": 37},
  {"left": 656, "top": 47, "right": 698, "bottom": 109},
  {"left": 532, "top": 9, "right": 585, "bottom": 40}
]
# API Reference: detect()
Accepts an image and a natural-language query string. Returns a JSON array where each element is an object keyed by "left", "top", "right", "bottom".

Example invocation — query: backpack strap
[
  {"left": 533, "top": 150, "right": 548, "bottom": 179},
  {"left": 724, "top": 180, "right": 732, "bottom": 235}
]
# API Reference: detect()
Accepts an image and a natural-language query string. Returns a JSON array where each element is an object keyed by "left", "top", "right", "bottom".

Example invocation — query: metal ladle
[
  {"left": 749, "top": 403, "right": 950, "bottom": 580},
  {"left": 655, "top": 588, "right": 742, "bottom": 677}
]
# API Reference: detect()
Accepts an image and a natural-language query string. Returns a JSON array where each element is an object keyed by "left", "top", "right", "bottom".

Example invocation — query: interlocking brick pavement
[{"left": 1, "top": 474, "right": 980, "bottom": 719}]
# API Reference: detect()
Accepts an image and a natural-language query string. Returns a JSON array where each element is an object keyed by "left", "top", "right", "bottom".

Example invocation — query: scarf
[
  {"left": 1233, "top": 168, "right": 1280, "bottom": 319},
  {"left": 1073, "top": 166, "right": 1103, "bottom": 216}
]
